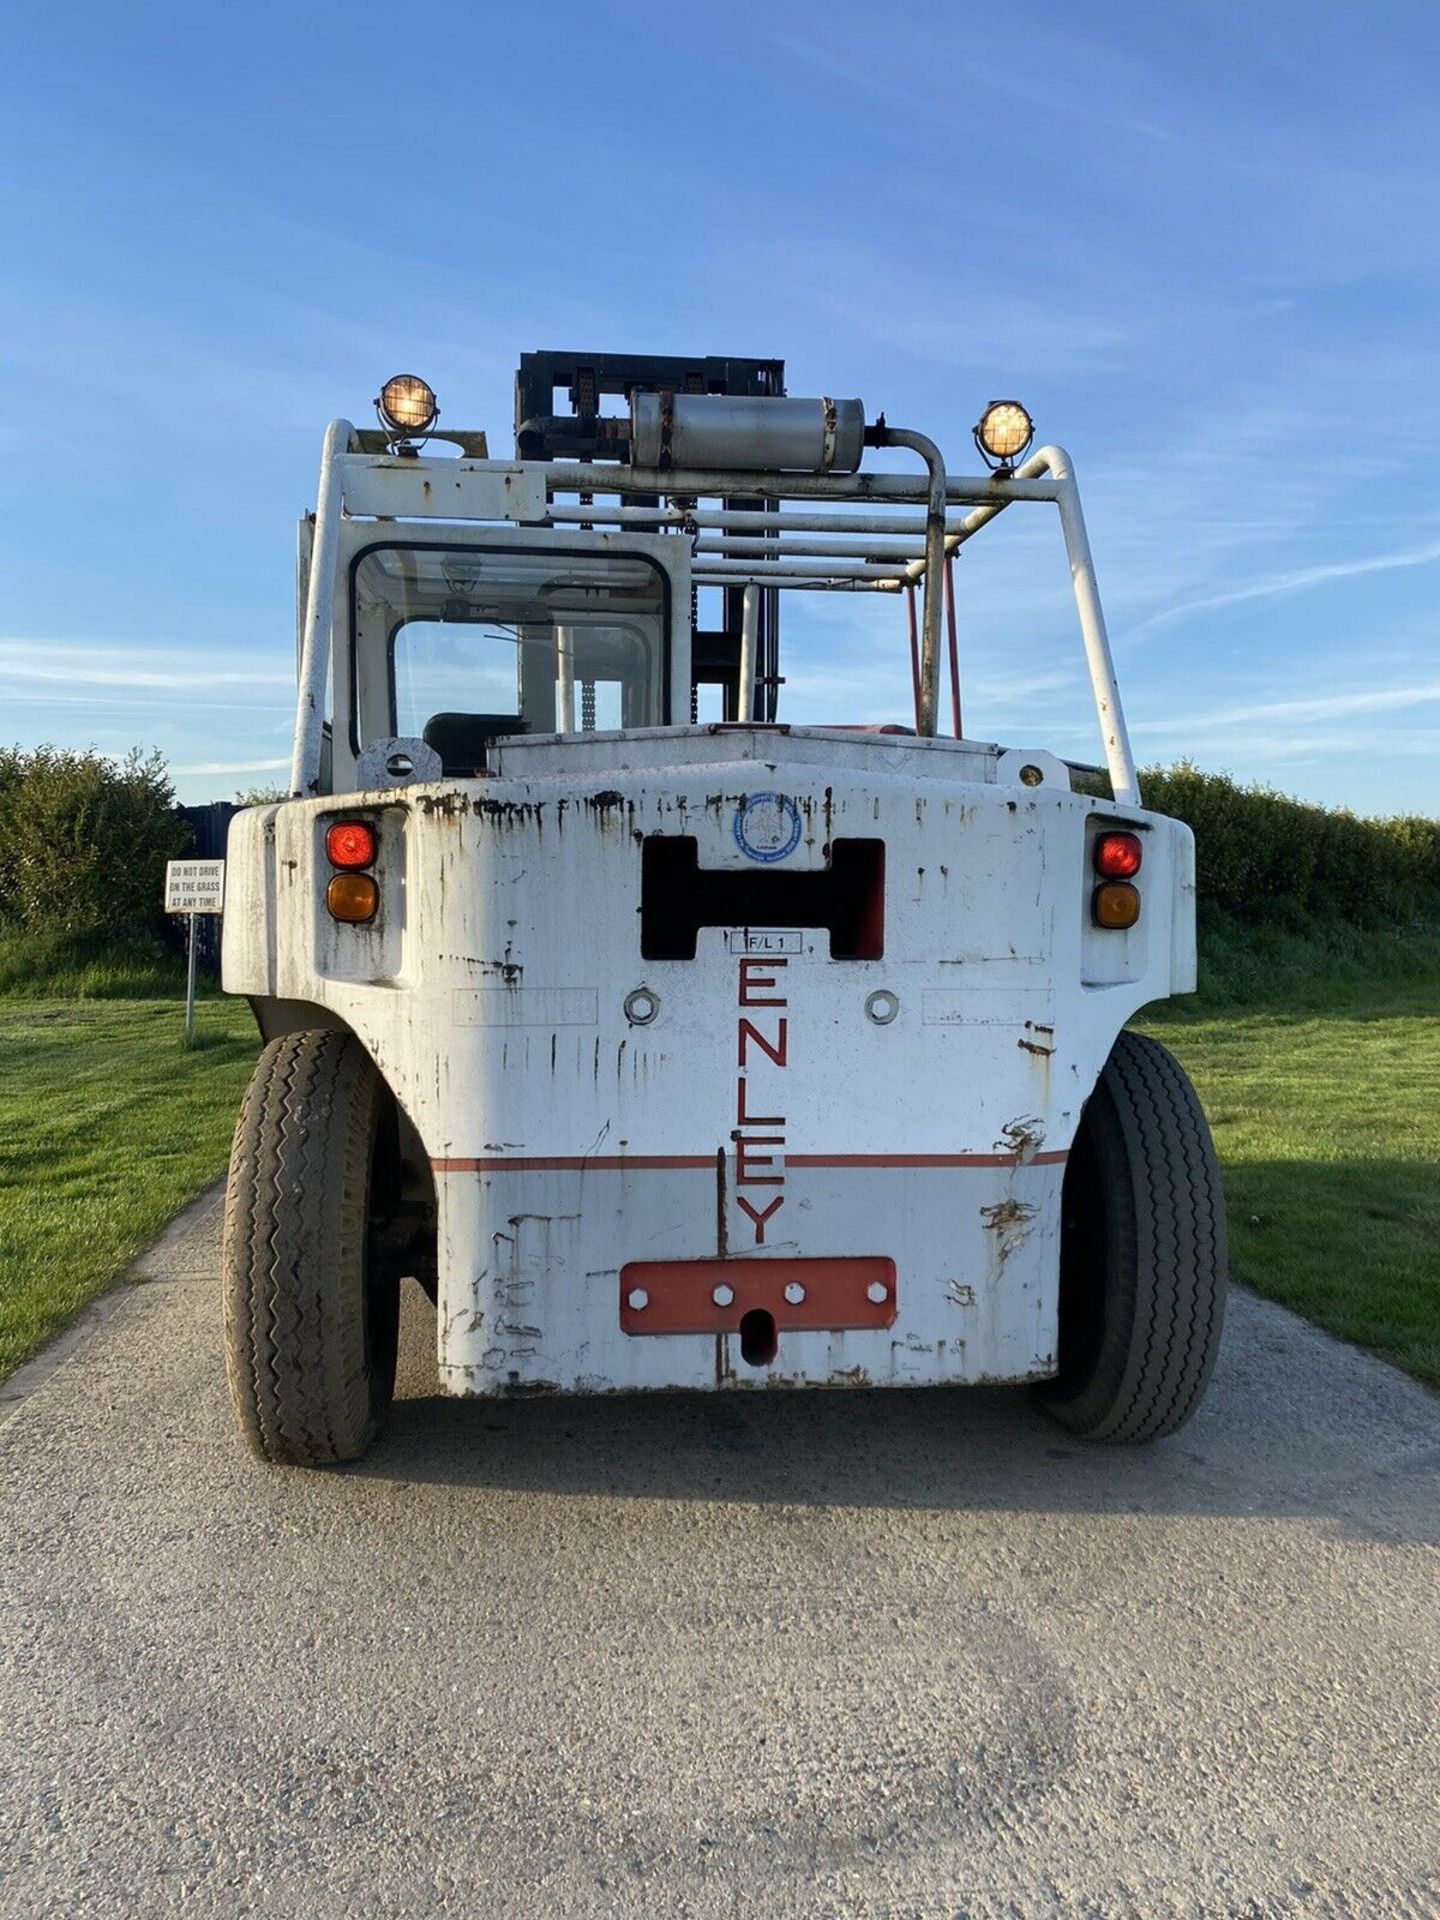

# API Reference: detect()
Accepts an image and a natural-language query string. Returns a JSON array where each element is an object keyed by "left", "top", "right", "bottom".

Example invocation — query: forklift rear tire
[
  {"left": 222, "top": 1029, "right": 400, "bottom": 1466},
  {"left": 1035, "top": 1030, "right": 1227, "bottom": 1443}
]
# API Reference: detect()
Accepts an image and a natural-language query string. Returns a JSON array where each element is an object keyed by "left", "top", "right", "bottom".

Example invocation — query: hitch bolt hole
[
  {"left": 783, "top": 1282, "right": 806, "bottom": 1305},
  {"left": 865, "top": 990, "right": 899, "bottom": 1026},
  {"left": 624, "top": 987, "right": 660, "bottom": 1026},
  {"left": 627, "top": 1288, "right": 649, "bottom": 1312},
  {"left": 866, "top": 1281, "right": 889, "bottom": 1304},
  {"left": 1019, "top": 762, "right": 1044, "bottom": 787},
  {"left": 712, "top": 1283, "right": 735, "bottom": 1307}
]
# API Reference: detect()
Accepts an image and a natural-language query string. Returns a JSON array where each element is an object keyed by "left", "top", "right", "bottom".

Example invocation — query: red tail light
[
  {"left": 326, "top": 820, "right": 377, "bottom": 870},
  {"left": 1094, "top": 830, "right": 1142, "bottom": 879}
]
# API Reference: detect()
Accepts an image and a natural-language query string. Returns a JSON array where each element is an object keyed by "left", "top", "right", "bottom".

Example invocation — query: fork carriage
[{"left": 221, "top": 354, "right": 1226, "bottom": 1465}]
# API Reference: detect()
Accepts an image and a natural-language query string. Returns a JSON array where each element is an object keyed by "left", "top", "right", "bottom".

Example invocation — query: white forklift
[{"left": 221, "top": 351, "right": 1226, "bottom": 1466}]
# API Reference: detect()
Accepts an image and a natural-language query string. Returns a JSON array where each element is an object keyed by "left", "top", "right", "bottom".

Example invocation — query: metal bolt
[
  {"left": 784, "top": 1282, "right": 806, "bottom": 1305},
  {"left": 712, "top": 1283, "right": 735, "bottom": 1307},
  {"left": 627, "top": 1288, "right": 649, "bottom": 1312},
  {"left": 866, "top": 1281, "right": 889, "bottom": 1304}
]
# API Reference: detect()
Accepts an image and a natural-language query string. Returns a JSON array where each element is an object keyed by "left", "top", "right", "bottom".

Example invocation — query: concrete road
[{"left": 2, "top": 1189, "right": 1438, "bottom": 1920}]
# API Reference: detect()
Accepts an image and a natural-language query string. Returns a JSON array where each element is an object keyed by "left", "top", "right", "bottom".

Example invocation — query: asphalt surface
[{"left": 1, "top": 1188, "right": 1438, "bottom": 1920}]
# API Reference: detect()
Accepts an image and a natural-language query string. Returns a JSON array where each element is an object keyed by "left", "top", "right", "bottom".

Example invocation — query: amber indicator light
[
  {"left": 1094, "top": 830, "right": 1143, "bottom": 879},
  {"left": 1092, "top": 880, "right": 1141, "bottom": 930},
  {"left": 325, "top": 820, "right": 377, "bottom": 870},
  {"left": 326, "top": 872, "right": 379, "bottom": 924}
]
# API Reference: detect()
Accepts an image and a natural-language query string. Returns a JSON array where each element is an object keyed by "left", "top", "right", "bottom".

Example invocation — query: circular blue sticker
[{"left": 733, "top": 792, "right": 802, "bottom": 863}]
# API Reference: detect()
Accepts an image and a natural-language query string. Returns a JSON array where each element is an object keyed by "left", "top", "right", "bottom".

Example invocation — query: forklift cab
[{"left": 335, "top": 526, "right": 690, "bottom": 789}]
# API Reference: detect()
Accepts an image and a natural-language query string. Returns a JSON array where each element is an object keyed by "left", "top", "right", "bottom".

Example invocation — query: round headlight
[
  {"left": 376, "top": 373, "right": 438, "bottom": 435},
  {"left": 974, "top": 399, "right": 1034, "bottom": 468}
]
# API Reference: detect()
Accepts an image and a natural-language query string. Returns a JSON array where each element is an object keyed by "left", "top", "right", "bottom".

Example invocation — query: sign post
[{"left": 164, "top": 859, "right": 226, "bottom": 1040}]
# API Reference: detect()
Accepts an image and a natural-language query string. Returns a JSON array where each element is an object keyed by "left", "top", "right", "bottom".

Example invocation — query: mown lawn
[
  {"left": 1142, "top": 983, "right": 1440, "bottom": 1390},
  {"left": 0, "top": 998, "right": 257, "bottom": 1378}
]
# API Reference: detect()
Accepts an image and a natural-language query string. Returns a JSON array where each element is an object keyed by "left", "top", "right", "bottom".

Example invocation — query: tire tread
[
  {"left": 1042, "top": 1029, "right": 1228, "bottom": 1444},
  {"left": 222, "top": 1030, "right": 390, "bottom": 1465}
]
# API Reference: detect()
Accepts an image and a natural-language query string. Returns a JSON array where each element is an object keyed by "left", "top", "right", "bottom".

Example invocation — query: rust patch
[
  {"left": 981, "top": 1197, "right": 1038, "bottom": 1266},
  {"left": 415, "top": 790, "right": 472, "bottom": 819},
  {"left": 1018, "top": 1020, "right": 1056, "bottom": 1059},
  {"left": 417, "top": 792, "right": 544, "bottom": 826},
  {"left": 982, "top": 1197, "right": 1036, "bottom": 1230},
  {"left": 995, "top": 1116, "right": 1046, "bottom": 1161}
]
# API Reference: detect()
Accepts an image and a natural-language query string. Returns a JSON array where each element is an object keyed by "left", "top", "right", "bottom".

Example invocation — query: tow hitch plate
[{"left": 619, "top": 1256, "right": 897, "bottom": 1335}]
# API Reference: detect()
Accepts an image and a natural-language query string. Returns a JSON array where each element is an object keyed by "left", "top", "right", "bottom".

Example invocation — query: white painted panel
[
  {"left": 340, "top": 458, "right": 546, "bottom": 523},
  {"left": 452, "top": 988, "right": 599, "bottom": 1027}
]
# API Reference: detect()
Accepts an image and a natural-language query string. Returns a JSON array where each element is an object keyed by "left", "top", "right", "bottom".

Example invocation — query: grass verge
[
  {"left": 0, "top": 928, "right": 198, "bottom": 999},
  {"left": 1141, "top": 981, "right": 1440, "bottom": 1391},
  {"left": 0, "top": 998, "right": 257, "bottom": 1379}
]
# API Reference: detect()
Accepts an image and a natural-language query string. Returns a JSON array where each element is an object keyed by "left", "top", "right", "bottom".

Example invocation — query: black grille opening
[{"left": 641, "top": 836, "right": 884, "bottom": 961}]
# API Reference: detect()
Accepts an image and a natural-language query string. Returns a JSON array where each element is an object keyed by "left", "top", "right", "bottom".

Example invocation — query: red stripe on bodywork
[
  {"left": 431, "top": 1149, "right": 1068, "bottom": 1173},
  {"left": 431, "top": 1154, "right": 715, "bottom": 1173},
  {"left": 786, "top": 1150, "right": 1069, "bottom": 1168}
]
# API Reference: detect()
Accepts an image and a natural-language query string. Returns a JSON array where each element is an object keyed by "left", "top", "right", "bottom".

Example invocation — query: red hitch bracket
[{"left": 619, "top": 1255, "right": 897, "bottom": 1336}]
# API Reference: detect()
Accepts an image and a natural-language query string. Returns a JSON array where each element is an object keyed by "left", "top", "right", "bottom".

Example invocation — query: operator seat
[{"left": 421, "top": 713, "right": 528, "bottom": 777}]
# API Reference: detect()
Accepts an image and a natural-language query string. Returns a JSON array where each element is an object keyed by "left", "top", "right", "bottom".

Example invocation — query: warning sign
[{"left": 164, "top": 859, "right": 226, "bottom": 914}]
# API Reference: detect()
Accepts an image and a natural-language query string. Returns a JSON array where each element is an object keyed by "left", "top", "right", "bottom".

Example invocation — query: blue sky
[{"left": 3, "top": 0, "right": 1438, "bottom": 813}]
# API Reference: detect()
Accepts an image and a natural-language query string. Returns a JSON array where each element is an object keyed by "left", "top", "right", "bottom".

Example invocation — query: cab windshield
[{"left": 352, "top": 544, "right": 668, "bottom": 764}]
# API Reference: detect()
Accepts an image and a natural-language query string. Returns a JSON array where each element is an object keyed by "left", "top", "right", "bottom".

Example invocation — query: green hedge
[
  {"left": 1137, "top": 762, "right": 1440, "bottom": 926},
  {"left": 0, "top": 747, "right": 188, "bottom": 940}
]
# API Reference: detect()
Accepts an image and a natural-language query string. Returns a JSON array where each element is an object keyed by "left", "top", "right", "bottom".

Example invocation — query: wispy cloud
[
  {"left": 762, "top": 24, "right": 1177, "bottom": 147},
  {"left": 1126, "top": 536, "right": 1440, "bottom": 640},
  {"left": 1134, "top": 725, "right": 1440, "bottom": 769},
  {"left": 1134, "top": 679, "right": 1440, "bottom": 737},
  {"left": 0, "top": 638, "right": 291, "bottom": 692},
  {"left": 171, "top": 758, "right": 289, "bottom": 777}
]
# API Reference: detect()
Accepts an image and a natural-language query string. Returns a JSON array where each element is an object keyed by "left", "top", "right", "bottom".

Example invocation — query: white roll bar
[
  {"left": 289, "top": 425, "right": 1139, "bottom": 808},
  {"left": 738, "top": 584, "right": 760, "bottom": 723},
  {"left": 289, "top": 417, "right": 352, "bottom": 798}
]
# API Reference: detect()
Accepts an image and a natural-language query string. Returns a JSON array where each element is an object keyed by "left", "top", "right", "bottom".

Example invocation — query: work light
[
  {"left": 974, "top": 399, "right": 1034, "bottom": 470},
  {"left": 376, "top": 374, "right": 438, "bottom": 436}
]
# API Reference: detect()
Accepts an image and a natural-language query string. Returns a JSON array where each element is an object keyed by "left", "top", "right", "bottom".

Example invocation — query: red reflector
[
  {"left": 1094, "top": 830, "right": 1142, "bottom": 878},
  {"left": 326, "top": 820, "right": 376, "bottom": 869}
]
